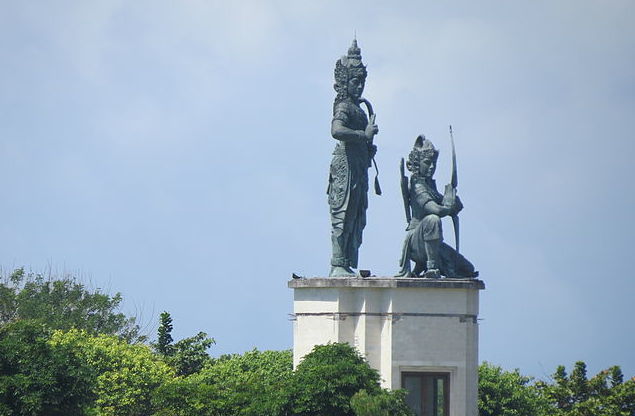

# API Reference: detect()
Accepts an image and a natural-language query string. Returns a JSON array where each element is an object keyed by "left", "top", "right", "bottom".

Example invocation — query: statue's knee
[{"left": 421, "top": 215, "right": 442, "bottom": 241}]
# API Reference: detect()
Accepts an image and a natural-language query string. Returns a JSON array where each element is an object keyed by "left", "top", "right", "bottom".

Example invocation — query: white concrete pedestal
[{"left": 288, "top": 277, "right": 485, "bottom": 416}]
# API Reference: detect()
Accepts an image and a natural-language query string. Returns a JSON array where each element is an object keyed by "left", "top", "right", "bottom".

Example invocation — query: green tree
[
  {"left": 156, "top": 311, "right": 174, "bottom": 356},
  {"left": 478, "top": 361, "right": 549, "bottom": 416},
  {"left": 289, "top": 343, "right": 382, "bottom": 416},
  {"left": 350, "top": 389, "right": 414, "bottom": 416},
  {"left": 0, "top": 268, "right": 144, "bottom": 342},
  {"left": 153, "top": 311, "right": 215, "bottom": 376},
  {"left": 50, "top": 329, "right": 173, "bottom": 416},
  {"left": 151, "top": 376, "right": 218, "bottom": 416},
  {"left": 170, "top": 332, "right": 215, "bottom": 376},
  {"left": 0, "top": 320, "right": 96, "bottom": 416},
  {"left": 152, "top": 349, "right": 293, "bottom": 416},
  {"left": 537, "top": 361, "right": 635, "bottom": 416}
]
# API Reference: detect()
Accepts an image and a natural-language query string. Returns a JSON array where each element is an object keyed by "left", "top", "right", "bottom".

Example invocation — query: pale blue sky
[{"left": 1, "top": 0, "right": 634, "bottom": 379}]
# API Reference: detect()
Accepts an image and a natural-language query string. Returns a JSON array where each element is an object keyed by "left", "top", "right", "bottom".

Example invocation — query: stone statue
[
  {"left": 327, "top": 39, "right": 379, "bottom": 277},
  {"left": 397, "top": 135, "right": 478, "bottom": 278}
]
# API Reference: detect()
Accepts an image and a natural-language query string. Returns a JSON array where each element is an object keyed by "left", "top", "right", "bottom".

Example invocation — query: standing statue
[
  {"left": 397, "top": 135, "right": 478, "bottom": 278},
  {"left": 327, "top": 39, "right": 379, "bottom": 277}
]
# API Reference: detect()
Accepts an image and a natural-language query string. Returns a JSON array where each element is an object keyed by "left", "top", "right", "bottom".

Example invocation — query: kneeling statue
[{"left": 397, "top": 135, "right": 477, "bottom": 278}]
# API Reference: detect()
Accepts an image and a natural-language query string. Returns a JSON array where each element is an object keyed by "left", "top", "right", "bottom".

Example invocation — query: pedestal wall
[{"left": 289, "top": 277, "right": 485, "bottom": 416}]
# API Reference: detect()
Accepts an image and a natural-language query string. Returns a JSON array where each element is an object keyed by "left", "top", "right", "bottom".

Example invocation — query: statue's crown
[
  {"left": 334, "top": 39, "right": 367, "bottom": 89},
  {"left": 406, "top": 135, "right": 439, "bottom": 174},
  {"left": 347, "top": 39, "right": 362, "bottom": 61},
  {"left": 414, "top": 135, "right": 439, "bottom": 159}
]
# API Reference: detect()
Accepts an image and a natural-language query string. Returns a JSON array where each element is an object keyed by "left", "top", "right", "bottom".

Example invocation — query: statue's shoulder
[
  {"left": 412, "top": 178, "right": 436, "bottom": 203},
  {"left": 333, "top": 101, "right": 355, "bottom": 120},
  {"left": 412, "top": 178, "right": 429, "bottom": 193}
]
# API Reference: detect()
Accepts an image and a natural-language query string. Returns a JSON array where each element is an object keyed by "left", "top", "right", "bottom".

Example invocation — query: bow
[
  {"left": 449, "top": 125, "right": 460, "bottom": 258},
  {"left": 400, "top": 158, "right": 411, "bottom": 223},
  {"left": 359, "top": 98, "right": 381, "bottom": 195}
]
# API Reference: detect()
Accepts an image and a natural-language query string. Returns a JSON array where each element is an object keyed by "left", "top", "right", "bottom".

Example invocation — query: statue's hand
[
  {"left": 365, "top": 114, "right": 378, "bottom": 140},
  {"left": 442, "top": 184, "right": 456, "bottom": 208}
]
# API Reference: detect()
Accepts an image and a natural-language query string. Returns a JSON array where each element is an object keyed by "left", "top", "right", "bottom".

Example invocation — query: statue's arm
[
  {"left": 331, "top": 119, "right": 367, "bottom": 143},
  {"left": 441, "top": 184, "right": 463, "bottom": 215},
  {"left": 425, "top": 195, "right": 461, "bottom": 216},
  {"left": 423, "top": 200, "right": 453, "bottom": 217},
  {"left": 417, "top": 184, "right": 453, "bottom": 217}
]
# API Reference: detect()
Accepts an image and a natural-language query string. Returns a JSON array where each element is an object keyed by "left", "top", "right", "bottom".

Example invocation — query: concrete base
[{"left": 288, "top": 277, "right": 484, "bottom": 416}]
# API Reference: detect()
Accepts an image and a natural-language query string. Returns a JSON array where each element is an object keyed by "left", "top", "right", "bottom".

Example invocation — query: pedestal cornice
[{"left": 288, "top": 276, "right": 485, "bottom": 290}]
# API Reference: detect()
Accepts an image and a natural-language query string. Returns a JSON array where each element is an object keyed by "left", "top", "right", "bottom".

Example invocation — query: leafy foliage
[
  {"left": 170, "top": 332, "right": 215, "bottom": 376},
  {"left": 152, "top": 349, "right": 293, "bottom": 416},
  {"left": 290, "top": 343, "right": 382, "bottom": 416},
  {"left": 478, "top": 361, "right": 549, "bottom": 416},
  {"left": 350, "top": 389, "right": 414, "bottom": 416},
  {"left": 156, "top": 311, "right": 173, "bottom": 356},
  {"left": 479, "top": 361, "right": 635, "bottom": 416},
  {"left": 202, "top": 348, "right": 293, "bottom": 416},
  {"left": 153, "top": 311, "right": 215, "bottom": 376},
  {"left": 50, "top": 329, "right": 173, "bottom": 416},
  {"left": 0, "top": 268, "right": 144, "bottom": 342},
  {"left": 0, "top": 320, "right": 96, "bottom": 416},
  {"left": 151, "top": 376, "right": 218, "bottom": 416},
  {"left": 152, "top": 344, "right": 414, "bottom": 416},
  {"left": 537, "top": 361, "right": 635, "bottom": 416},
  {"left": 3, "top": 268, "right": 633, "bottom": 416}
]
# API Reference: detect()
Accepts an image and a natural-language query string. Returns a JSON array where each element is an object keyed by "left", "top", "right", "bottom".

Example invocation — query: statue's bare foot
[
  {"left": 423, "top": 269, "right": 441, "bottom": 279},
  {"left": 330, "top": 266, "right": 356, "bottom": 277}
]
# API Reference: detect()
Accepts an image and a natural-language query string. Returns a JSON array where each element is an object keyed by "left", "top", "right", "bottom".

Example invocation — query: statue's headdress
[
  {"left": 407, "top": 135, "right": 439, "bottom": 174},
  {"left": 334, "top": 39, "right": 368, "bottom": 99}
]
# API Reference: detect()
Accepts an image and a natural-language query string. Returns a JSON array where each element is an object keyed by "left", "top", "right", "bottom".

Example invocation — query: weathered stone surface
[
  {"left": 327, "top": 39, "right": 379, "bottom": 278},
  {"left": 397, "top": 135, "right": 478, "bottom": 278},
  {"left": 288, "top": 276, "right": 485, "bottom": 290},
  {"left": 289, "top": 276, "right": 483, "bottom": 416}
]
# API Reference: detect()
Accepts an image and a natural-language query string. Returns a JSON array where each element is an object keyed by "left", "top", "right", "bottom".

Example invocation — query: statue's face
[
  {"left": 347, "top": 76, "right": 365, "bottom": 99},
  {"left": 420, "top": 156, "right": 437, "bottom": 178}
]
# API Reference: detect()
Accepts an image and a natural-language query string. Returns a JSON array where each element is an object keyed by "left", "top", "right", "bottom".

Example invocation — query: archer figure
[{"left": 397, "top": 135, "right": 478, "bottom": 278}]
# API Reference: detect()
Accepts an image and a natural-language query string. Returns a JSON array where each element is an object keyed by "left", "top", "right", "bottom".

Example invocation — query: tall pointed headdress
[
  {"left": 406, "top": 135, "right": 439, "bottom": 173},
  {"left": 334, "top": 39, "right": 367, "bottom": 94},
  {"left": 414, "top": 135, "right": 438, "bottom": 159}
]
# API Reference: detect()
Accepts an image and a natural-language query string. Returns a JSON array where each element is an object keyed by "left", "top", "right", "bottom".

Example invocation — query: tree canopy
[
  {"left": 153, "top": 311, "right": 215, "bottom": 377},
  {"left": 537, "top": 361, "right": 635, "bottom": 416},
  {"left": 0, "top": 268, "right": 633, "bottom": 416},
  {"left": 290, "top": 342, "right": 384, "bottom": 416},
  {"left": 478, "top": 361, "right": 549, "bottom": 416},
  {"left": 50, "top": 329, "right": 173, "bottom": 416},
  {"left": 0, "top": 320, "right": 95, "bottom": 416},
  {"left": 0, "top": 268, "right": 143, "bottom": 342}
]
